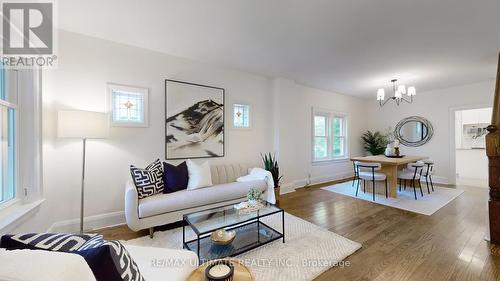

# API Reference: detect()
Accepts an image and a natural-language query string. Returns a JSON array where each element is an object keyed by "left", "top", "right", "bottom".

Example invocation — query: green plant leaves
[
  {"left": 261, "top": 152, "right": 283, "bottom": 188},
  {"left": 361, "top": 130, "right": 389, "bottom": 155}
]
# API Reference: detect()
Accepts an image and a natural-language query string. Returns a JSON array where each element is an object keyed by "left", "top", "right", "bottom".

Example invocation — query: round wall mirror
[{"left": 394, "top": 116, "right": 434, "bottom": 147}]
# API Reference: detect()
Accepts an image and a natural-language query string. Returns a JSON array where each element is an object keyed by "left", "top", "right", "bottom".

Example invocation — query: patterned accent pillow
[
  {"left": 76, "top": 239, "right": 144, "bottom": 281},
  {"left": 0, "top": 233, "right": 103, "bottom": 252},
  {"left": 130, "top": 158, "right": 164, "bottom": 199}
]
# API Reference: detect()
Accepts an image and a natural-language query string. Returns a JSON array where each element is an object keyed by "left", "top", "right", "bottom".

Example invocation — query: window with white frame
[
  {"left": 108, "top": 84, "right": 149, "bottom": 127},
  {"left": 312, "top": 109, "right": 348, "bottom": 161},
  {"left": 233, "top": 103, "right": 250, "bottom": 128},
  {"left": 0, "top": 65, "right": 17, "bottom": 205}
]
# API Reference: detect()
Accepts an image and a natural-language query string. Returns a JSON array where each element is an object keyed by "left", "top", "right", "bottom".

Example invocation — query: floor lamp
[{"left": 57, "top": 110, "right": 109, "bottom": 234}]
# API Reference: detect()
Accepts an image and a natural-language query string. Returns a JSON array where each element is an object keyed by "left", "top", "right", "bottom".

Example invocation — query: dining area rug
[{"left": 322, "top": 181, "right": 464, "bottom": 215}]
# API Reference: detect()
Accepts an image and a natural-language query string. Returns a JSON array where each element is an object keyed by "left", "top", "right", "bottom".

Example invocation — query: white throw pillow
[{"left": 186, "top": 159, "right": 213, "bottom": 189}]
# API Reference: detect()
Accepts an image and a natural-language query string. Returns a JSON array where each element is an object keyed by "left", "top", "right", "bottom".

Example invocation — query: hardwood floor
[{"left": 96, "top": 183, "right": 500, "bottom": 281}]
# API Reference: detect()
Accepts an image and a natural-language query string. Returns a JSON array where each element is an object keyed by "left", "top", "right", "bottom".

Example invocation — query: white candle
[{"left": 209, "top": 264, "right": 231, "bottom": 277}]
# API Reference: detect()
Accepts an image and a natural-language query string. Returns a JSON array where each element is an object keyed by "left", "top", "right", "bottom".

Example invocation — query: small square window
[
  {"left": 107, "top": 84, "right": 149, "bottom": 127},
  {"left": 233, "top": 103, "right": 250, "bottom": 128}
]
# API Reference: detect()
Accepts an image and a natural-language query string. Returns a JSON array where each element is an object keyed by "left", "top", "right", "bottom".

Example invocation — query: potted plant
[
  {"left": 247, "top": 188, "right": 262, "bottom": 205},
  {"left": 261, "top": 153, "right": 283, "bottom": 203},
  {"left": 361, "top": 130, "right": 390, "bottom": 155}
]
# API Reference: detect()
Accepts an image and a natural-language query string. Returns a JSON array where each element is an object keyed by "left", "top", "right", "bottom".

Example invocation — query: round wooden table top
[{"left": 186, "top": 258, "right": 254, "bottom": 281}]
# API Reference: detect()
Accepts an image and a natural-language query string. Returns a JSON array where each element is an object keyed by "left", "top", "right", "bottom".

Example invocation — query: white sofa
[
  {"left": 125, "top": 163, "right": 268, "bottom": 233},
  {"left": 0, "top": 245, "right": 198, "bottom": 281}
]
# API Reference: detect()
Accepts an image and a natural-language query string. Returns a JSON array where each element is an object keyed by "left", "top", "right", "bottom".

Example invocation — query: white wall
[
  {"left": 366, "top": 81, "right": 495, "bottom": 185},
  {"left": 15, "top": 30, "right": 277, "bottom": 232},
  {"left": 15, "top": 31, "right": 368, "bottom": 232},
  {"left": 272, "top": 79, "right": 367, "bottom": 192}
]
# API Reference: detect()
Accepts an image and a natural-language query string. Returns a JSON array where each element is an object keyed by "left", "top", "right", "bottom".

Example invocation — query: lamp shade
[
  {"left": 397, "top": 85, "right": 406, "bottom": 95},
  {"left": 57, "top": 110, "right": 109, "bottom": 139},
  {"left": 376, "top": 88, "right": 385, "bottom": 101},
  {"left": 407, "top": 86, "right": 416, "bottom": 96}
]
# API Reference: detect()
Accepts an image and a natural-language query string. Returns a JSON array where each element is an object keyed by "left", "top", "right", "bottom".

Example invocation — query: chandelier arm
[{"left": 379, "top": 97, "right": 396, "bottom": 107}]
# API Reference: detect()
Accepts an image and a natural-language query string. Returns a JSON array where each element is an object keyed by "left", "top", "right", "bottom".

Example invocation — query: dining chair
[
  {"left": 352, "top": 161, "right": 359, "bottom": 187},
  {"left": 421, "top": 159, "right": 435, "bottom": 193},
  {"left": 354, "top": 162, "right": 388, "bottom": 201},
  {"left": 398, "top": 161, "right": 425, "bottom": 200}
]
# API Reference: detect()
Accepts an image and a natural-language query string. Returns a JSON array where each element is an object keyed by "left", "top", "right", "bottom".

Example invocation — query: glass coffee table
[{"left": 182, "top": 202, "right": 285, "bottom": 262}]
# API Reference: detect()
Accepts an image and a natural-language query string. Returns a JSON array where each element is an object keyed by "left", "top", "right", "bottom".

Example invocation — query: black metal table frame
[{"left": 182, "top": 204, "right": 285, "bottom": 261}]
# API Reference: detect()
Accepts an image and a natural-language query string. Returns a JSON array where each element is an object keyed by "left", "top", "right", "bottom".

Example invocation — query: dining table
[{"left": 350, "top": 155, "right": 427, "bottom": 198}]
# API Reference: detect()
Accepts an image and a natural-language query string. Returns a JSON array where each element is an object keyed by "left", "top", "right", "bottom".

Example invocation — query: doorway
[{"left": 454, "top": 107, "right": 492, "bottom": 187}]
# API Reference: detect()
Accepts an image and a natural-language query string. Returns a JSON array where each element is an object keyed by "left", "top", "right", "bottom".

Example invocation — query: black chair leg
[
  {"left": 412, "top": 180, "right": 417, "bottom": 200},
  {"left": 385, "top": 179, "right": 388, "bottom": 198},
  {"left": 404, "top": 179, "right": 407, "bottom": 190},
  {"left": 372, "top": 180, "right": 375, "bottom": 201},
  {"left": 418, "top": 180, "right": 423, "bottom": 197},
  {"left": 363, "top": 180, "right": 366, "bottom": 193},
  {"left": 355, "top": 178, "right": 360, "bottom": 196},
  {"left": 425, "top": 177, "right": 430, "bottom": 194},
  {"left": 429, "top": 176, "right": 435, "bottom": 192}
]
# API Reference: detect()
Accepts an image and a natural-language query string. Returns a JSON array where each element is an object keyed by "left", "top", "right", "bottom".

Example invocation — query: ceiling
[{"left": 57, "top": 0, "right": 500, "bottom": 97}]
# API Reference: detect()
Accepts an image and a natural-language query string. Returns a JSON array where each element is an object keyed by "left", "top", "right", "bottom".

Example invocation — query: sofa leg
[{"left": 149, "top": 227, "right": 154, "bottom": 238}]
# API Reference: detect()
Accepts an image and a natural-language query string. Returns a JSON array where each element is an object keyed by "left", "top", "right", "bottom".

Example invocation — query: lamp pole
[{"left": 80, "top": 138, "right": 87, "bottom": 234}]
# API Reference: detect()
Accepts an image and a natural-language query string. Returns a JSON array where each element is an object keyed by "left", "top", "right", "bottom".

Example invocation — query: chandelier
[{"left": 377, "top": 79, "right": 416, "bottom": 107}]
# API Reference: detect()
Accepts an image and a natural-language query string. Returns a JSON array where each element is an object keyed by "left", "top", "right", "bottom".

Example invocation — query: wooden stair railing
[{"left": 487, "top": 53, "right": 500, "bottom": 245}]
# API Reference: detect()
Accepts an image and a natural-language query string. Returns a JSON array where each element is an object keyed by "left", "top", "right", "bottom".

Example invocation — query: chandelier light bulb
[
  {"left": 407, "top": 86, "right": 416, "bottom": 96},
  {"left": 397, "top": 85, "right": 406, "bottom": 94},
  {"left": 377, "top": 88, "right": 385, "bottom": 101},
  {"left": 395, "top": 90, "right": 402, "bottom": 99}
]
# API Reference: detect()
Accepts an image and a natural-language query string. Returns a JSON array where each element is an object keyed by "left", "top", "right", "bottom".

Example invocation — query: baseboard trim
[
  {"left": 280, "top": 171, "right": 354, "bottom": 194},
  {"left": 47, "top": 211, "right": 125, "bottom": 233}
]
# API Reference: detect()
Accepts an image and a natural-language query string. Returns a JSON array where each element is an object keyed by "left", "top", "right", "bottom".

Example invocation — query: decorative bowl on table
[
  {"left": 385, "top": 154, "right": 406, "bottom": 158},
  {"left": 211, "top": 229, "right": 236, "bottom": 245}
]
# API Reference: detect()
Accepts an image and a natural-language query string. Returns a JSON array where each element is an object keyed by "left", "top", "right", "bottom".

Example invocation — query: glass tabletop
[{"left": 184, "top": 202, "right": 282, "bottom": 235}]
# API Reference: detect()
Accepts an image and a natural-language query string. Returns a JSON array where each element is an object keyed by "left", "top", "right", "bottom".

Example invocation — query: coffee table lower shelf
[{"left": 183, "top": 220, "right": 283, "bottom": 262}]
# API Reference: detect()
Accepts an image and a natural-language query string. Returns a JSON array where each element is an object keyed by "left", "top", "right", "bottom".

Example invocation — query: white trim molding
[
  {"left": 0, "top": 199, "right": 44, "bottom": 235},
  {"left": 47, "top": 211, "right": 126, "bottom": 233}
]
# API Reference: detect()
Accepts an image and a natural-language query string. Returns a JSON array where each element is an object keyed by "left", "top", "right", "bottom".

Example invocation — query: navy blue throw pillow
[
  {"left": 163, "top": 161, "right": 189, "bottom": 193},
  {"left": 76, "top": 240, "right": 144, "bottom": 281}
]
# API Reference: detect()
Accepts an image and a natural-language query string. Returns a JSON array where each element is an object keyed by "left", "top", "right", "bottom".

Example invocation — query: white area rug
[
  {"left": 124, "top": 213, "right": 361, "bottom": 281},
  {"left": 322, "top": 181, "right": 464, "bottom": 216}
]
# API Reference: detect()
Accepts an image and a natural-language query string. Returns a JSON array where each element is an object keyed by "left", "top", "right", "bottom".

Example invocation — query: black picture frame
[{"left": 165, "top": 79, "right": 225, "bottom": 160}]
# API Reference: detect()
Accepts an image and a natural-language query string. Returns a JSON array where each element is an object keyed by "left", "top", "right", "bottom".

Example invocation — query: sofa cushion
[
  {"left": 187, "top": 160, "right": 212, "bottom": 190},
  {"left": 138, "top": 180, "right": 267, "bottom": 218},
  {"left": 0, "top": 249, "right": 97, "bottom": 281},
  {"left": 163, "top": 161, "right": 189, "bottom": 193},
  {"left": 130, "top": 159, "right": 164, "bottom": 199},
  {"left": 124, "top": 245, "right": 198, "bottom": 281}
]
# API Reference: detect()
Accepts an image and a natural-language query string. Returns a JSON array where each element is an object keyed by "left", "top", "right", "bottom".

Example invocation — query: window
[
  {"left": 0, "top": 65, "right": 17, "bottom": 205},
  {"left": 312, "top": 109, "right": 348, "bottom": 162},
  {"left": 233, "top": 103, "right": 250, "bottom": 128},
  {"left": 108, "top": 84, "right": 149, "bottom": 127}
]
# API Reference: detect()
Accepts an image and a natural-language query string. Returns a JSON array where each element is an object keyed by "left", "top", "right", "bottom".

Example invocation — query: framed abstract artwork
[{"left": 165, "top": 79, "right": 225, "bottom": 159}]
